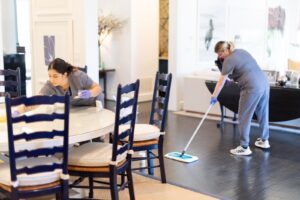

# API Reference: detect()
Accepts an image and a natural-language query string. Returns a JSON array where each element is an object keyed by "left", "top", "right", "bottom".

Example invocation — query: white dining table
[{"left": 0, "top": 105, "right": 115, "bottom": 152}]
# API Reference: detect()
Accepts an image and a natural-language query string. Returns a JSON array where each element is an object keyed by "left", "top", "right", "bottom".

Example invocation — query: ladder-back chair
[
  {"left": 120, "top": 72, "right": 172, "bottom": 183},
  {"left": 0, "top": 95, "right": 70, "bottom": 199},
  {"left": 0, "top": 68, "right": 21, "bottom": 98},
  {"left": 68, "top": 80, "right": 139, "bottom": 200}
]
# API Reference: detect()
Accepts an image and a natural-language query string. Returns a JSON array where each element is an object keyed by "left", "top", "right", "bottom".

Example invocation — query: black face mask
[{"left": 214, "top": 58, "right": 224, "bottom": 72}]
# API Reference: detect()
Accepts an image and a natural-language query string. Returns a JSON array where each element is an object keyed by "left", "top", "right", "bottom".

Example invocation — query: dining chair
[
  {"left": 68, "top": 80, "right": 139, "bottom": 200},
  {"left": 0, "top": 94, "right": 70, "bottom": 200},
  {"left": 120, "top": 72, "right": 172, "bottom": 183},
  {"left": 0, "top": 68, "right": 21, "bottom": 98}
]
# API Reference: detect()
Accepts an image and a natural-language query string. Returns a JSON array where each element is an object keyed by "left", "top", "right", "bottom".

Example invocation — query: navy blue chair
[
  {"left": 68, "top": 80, "right": 139, "bottom": 200},
  {"left": 0, "top": 95, "right": 70, "bottom": 200},
  {"left": 120, "top": 72, "right": 172, "bottom": 183},
  {"left": 0, "top": 68, "right": 21, "bottom": 98}
]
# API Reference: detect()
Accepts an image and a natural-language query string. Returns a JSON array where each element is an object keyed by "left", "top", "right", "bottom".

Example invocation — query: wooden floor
[{"left": 116, "top": 101, "right": 300, "bottom": 200}]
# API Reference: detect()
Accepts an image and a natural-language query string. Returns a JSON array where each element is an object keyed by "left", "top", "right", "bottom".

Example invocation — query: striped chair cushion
[
  {"left": 68, "top": 142, "right": 127, "bottom": 167},
  {"left": 0, "top": 157, "right": 61, "bottom": 186}
]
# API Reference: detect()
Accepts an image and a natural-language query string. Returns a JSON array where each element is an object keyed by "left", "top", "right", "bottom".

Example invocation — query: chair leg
[
  {"left": 158, "top": 139, "right": 167, "bottom": 183},
  {"left": 126, "top": 165, "right": 135, "bottom": 200},
  {"left": 110, "top": 168, "right": 119, "bottom": 200},
  {"left": 11, "top": 188, "right": 19, "bottom": 200},
  {"left": 63, "top": 179, "right": 69, "bottom": 200},
  {"left": 88, "top": 176, "right": 94, "bottom": 198},
  {"left": 146, "top": 150, "right": 154, "bottom": 175},
  {"left": 120, "top": 172, "right": 126, "bottom": 187}
]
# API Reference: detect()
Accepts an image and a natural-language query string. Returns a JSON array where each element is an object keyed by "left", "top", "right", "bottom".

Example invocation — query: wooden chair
[
  {"left": 120, "top": 72, "right": 172, "bottom": 183},
  {"left": 68, "top": 80, "right": 139, "bottom": 200},
  {"left": 0, "top": 95, "right": 70, "bottom": 200},
  {"left": 0, "top": 68, "right": 21, "bottom": 98}
]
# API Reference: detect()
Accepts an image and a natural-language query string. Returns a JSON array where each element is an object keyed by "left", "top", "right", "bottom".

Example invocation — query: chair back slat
[
  {"left": 13, "top": 113, "right": 65, "bottom": 123},
  {"left": 120, "top": 98, "right": 135, "bottom": 109},
  {"left": 119, "top": 113, "right": 134, "bottom": 125},
  {"left": 14, "top": 130, "right": 64, "bottom": 141},
  {"left": 10, "top": 95, "right": 65, "bottom": 106},
  {"left": 117, "top": 144, "right": 130, "bottom": 156},
  {"left": 120, "top": 82, "right": 139, "bottom": 94},
  {"left": 0, "top": 80, "right": 19, "bottom": 87},
  {"left": 17, "top": 163, "right": 63, "bottom": 176},
  {"left": 156, "top": 96, "right": 165, "bottom": 104},
  {"left": 5, "top": 94, "right": 70, "bottom": 183},
  {"left": 111, "top": 80, "right": 139, "bottom": 162},
  {"left": 16, "top": 147, "right": 64, "bottom": 159},
  {"left": 119, "top": 129, "right": 130, "bottom": 140},
  {"left": 0, "top": 68, "right": 21, "bottom": 98},
  {"left": 158, "top": 85, "right": 168, "bottom": 93},
  {"left": 158, "top": 73, "right": 168, "bottom": 80},
  {"left": 149, "top": 72, "right": 172, "bottom": 132}
]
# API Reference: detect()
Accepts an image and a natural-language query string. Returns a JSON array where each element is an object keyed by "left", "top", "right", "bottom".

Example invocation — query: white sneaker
[
  {"left": 230, "top": 146, "right": 252, "bottom": 156},
  {"left": 255, "top": 138, "right": 270, "bottom": 149}
]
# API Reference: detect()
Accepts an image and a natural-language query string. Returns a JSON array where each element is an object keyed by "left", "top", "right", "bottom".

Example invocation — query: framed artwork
[
  {"left": 263, "top": 70, "right": 279, "bottom": 84},
  {"left": 43, "top": 35, "right": 55, "bottom": 65},
  {"left": 196, "top": 0, "right": 227, "bottom": 65}
]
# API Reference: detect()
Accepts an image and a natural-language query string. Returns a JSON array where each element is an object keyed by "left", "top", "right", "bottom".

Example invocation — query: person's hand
[
  {"left": 210, "top": 97, "right": 218, "bottom": 105},
  {"left": 79, "top": 90, "right": 91, "bottom": 99}
]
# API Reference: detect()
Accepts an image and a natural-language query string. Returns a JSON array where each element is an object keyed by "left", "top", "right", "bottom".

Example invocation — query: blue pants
[{"left": 238, "top": 87, "right": 270, "bottom": 147}]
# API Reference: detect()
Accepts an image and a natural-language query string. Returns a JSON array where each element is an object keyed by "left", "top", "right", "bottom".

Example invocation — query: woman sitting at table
[{"left": 39, "top": 58, "right": 104, "bottom": 106}]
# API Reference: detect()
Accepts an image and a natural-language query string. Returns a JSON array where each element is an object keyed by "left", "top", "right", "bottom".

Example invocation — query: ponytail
[{"left": 48, "top": 58, "right": 75, "bottom": 75}]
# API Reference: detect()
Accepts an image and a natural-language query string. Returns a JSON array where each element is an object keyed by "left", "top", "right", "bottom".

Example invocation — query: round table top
[{"left": 0, "top": 105, "right": 115, "bottom": 151}]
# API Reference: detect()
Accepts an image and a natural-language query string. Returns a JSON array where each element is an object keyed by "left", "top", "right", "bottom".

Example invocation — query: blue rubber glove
[
  {"left": 210, "top": 97, "right": 218, "bottom": 105},
  {"left": 79, "top": 90, "right": 91, "bottom": 99}
]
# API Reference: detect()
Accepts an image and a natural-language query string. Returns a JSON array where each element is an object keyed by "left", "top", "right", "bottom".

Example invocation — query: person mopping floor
[{"left": 210, "top": 41, "right": 271, "bottom": 155}]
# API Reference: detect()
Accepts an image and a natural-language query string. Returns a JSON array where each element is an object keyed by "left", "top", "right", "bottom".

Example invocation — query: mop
[{"left": 165, "top": 104, "right": 213, "bottom": 163}]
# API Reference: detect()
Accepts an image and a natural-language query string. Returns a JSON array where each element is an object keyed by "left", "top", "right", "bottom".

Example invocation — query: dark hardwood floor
[{"left": 107, "top": 100, "right": 300, "bottom": 200}]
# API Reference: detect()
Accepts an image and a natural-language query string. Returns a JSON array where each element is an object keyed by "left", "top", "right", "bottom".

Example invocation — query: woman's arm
[
  {"left": 212, "top": 74, "right": 228, "bottom": 98},
  {"left": 88, "top": 82, "right": 102, "bottom": 97}
]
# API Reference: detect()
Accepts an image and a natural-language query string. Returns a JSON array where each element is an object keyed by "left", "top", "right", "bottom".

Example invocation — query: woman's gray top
[
  {"left": 39, "top": 70, "right": 103, "bottom": 106},
  {"left": 221, "top": 49, "right": 268, "bottom": 91}
]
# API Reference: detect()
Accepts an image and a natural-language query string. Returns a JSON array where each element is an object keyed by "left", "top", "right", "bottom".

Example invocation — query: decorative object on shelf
[
  {"left": 277, "top": 75, "right": 288, "bottom": 86},
  {"left": 98, "top": 15, "right": 125, "bottom": 70}
]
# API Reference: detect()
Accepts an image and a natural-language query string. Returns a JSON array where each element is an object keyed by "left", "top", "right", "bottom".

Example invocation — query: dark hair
[{"left": 48, "top": 58, "right": 75, "bottom": 75}]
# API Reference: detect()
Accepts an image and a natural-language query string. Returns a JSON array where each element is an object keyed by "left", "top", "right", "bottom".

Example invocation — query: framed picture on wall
[
  {"left": 263, "top": 70, "right": 279, "bottom": 84},
  {"left": 196, "top": 0, "right": 227, "bottom": 65}
]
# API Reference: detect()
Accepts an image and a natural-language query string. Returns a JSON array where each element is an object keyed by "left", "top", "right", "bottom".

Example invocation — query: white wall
[
  {"left": 1, "top": 0, "right": 17, "bottom": 54},
  {"left": 169, "top": 0, "right": 199, "bottom": 110},
  {"left": 0, "top": 0, "right": 4, "bottom": 69},
  {"left": 169, "top": 0, "right": 300, "bottom": 111},
  {"left": 30, "top": 0, "right": 99, "bottom": 94},
  {"left": 98, "top": 0, "right": 158, "bottom": 101}
]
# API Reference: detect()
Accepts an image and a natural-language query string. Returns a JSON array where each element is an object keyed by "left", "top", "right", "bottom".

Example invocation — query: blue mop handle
[{"left": 182, "top": 104, "right": 213, "bottom": 154}]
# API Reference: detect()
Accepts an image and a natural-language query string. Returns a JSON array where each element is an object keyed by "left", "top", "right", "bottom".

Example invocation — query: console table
[
  {"left": 99, "top": 68, "right": 116, "bottom": 107},
  {"left": 205, "top": 80, "right": 300, "bottom": 123}
]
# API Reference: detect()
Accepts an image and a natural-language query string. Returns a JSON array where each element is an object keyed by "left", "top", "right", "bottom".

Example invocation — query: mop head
[{"left": 164, "top": 152, "right": 199, "bottom": 163}]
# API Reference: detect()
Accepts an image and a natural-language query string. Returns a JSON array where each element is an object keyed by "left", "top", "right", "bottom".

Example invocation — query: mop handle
[{"left": 182, "top": 104, "right": 213, "bottom": 153}]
